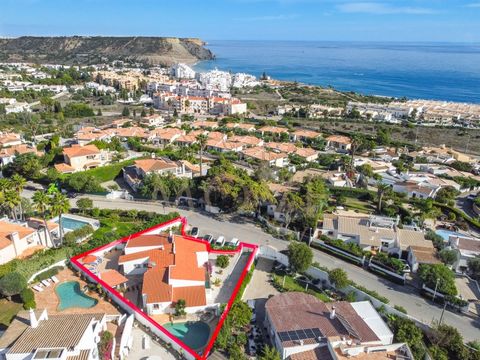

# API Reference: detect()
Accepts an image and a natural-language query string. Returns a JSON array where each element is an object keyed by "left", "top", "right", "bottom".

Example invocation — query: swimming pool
[
  {"left": 55, "top": 216, "right": 90, "bottom": 231},
  {"left": 163, "top": 321, "right": 210, "bottom": 350},
  {"left": 435, "top": 229, "right": 469, "bottom": 241},
  {"left": 55, "top": 281, "right": 98, "bottom": 311}
]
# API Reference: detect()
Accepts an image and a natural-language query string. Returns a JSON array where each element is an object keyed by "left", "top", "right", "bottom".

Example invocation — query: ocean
[{"left": 194, "top": 40, "right": 480, "bottom": 104}]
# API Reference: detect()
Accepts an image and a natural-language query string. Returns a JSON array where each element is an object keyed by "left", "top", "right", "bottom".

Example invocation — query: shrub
[
  {"left": 371, "top": 252, "right": 405, "bottom": 274},
  {"left": 394, "top": 305, "right": 407, "bottom": 314},
  {"left": 418, "top": 264, "right": 457, "bottom": 296},
  {"left": 98, "top": 331, "right": 113, "bottom": 360},
  {"left": 20, "top": 288, "right": 36, "bottom": 309},
  {"left": 33, "top": 266, "right": 64, "bottom": 283},
  {"left": 216, "top": 255, "right": 230, "bottom": 269},
  {"left": 0, "top": 272, "right": 27, "bottom": 299},
  {"left": 63, "top": 225, "right": 94, "bottom": 246}
]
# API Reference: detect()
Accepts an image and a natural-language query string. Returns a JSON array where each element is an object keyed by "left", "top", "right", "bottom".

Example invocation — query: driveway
[
  {"left": 456, "top": 276, "right": 480, "bottom": 315},
  {"left": 243, "top": 258, "right": 278, "bottom": 301}
]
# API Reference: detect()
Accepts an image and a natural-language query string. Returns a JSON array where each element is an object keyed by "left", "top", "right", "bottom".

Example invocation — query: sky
[{"left": 1, "top": 0, "right": 480, "bottom": 42}]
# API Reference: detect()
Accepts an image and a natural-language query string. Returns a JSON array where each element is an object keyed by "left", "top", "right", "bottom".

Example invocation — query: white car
[
  {"left": 215, "top": 236, "right": 225, "bottom": 246},
  {"left": 228, "top": 238, "right": 240, "bottom": 247}
]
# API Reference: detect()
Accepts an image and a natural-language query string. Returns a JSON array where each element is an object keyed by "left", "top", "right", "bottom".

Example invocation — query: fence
[
  {"left": 257, "top": 215, "right": 299, "bottom": 240},
  {"left": 312, "top": 240, "right": 365, "bottom": 266},
  {"left": 368, "top": 259, "right": 406, "bottom": 285}
]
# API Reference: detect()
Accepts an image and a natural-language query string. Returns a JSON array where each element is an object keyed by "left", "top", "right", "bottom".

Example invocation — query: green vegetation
[
  {"left": 371, "top": 252, "right": 405, "bottom": 274},
  {"left": 322, "top": 236, "right": 366, "bottom": 258},
  {"left": 0, "top": 272, "right": 27, "bottom": 299},
  {"left": 258, "top": 346, "right": 281, "bottom": 360},
  {"left": 287, "top": 241, "right": 313, "bottom": 274},
  {"left": 33, "top": 266, "right": 64, "bottom": 283},
  {"left": 271, "top": 273, "right": 330, "bottom": 302},
  {"left": 438, "top": 249, "right": 458, "bottom": 265},
  {"left": 64, "top": 102, "right": 95, "bottom": 117},
  {"left": 0, "top": 299, "right": 23, "bottom": 327},
  {"left": 387, "top": 316, "right": 426, "bottom": 360},
  {"left": 216, "top": 255, "right": 230, "bottom": 269},
  {"left": 98, "top": 331, "right": 114, "bottom": 360},
  {"left": 468, "top": 256, "right": 480, "bottom": 280},
  {"left": 328, "top": 268, "right": 349, "bottom": 289},
  {"left": 174, "top": 299, "right": 187, "bottom": 316},
  {"left": 63, "top": 225, "right": 94, "bottom": 247},
  {"left": 418, "top": 264, "right": 457, "bottom": 297},
  {"left": 20, "top": 288, "right": 36, "bottom": 310}
]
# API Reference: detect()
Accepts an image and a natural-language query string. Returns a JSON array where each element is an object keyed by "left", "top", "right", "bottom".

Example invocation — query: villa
[
  {"left": 241, "top": 147, "right": 289, "bottom": 167},
  {"left": 326, "top": 135, "right": 352, "bottom": 153},
  {"left": 59, "top": 144, "right": 111, "bottom": 172},
  {"left": 0, "top": 219, "right": 57, "bottom": 265},
  {"left": 123, "top": 158, "right": 199, "bottom": 191},
  {"left": 0, "top": 132, "right": 22, "bottom": 147},
  {"left": 290, "top": 129, "right": 322, "bottom": 142},
  {"left": 0, "top": 309, "right": 108, "bottom": 360},
  {"left": 448, "top": 234, "right": 480, "bottom": 273},
  {"left": 118, "top": 232, "right": 210, "bottom": 315},
  {"left": 265, "top": 292, "right": 413, "bottom": 360},
  {"left": 0, "top": 144, "right": 44, "bottom": 167}
]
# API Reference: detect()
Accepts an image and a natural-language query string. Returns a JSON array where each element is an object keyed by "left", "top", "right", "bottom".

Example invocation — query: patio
[{"left": 33, "top": 268, "right": 120, "bottom": 315}]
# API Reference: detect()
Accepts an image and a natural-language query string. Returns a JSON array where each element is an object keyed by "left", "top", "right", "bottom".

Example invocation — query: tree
[
  {"left": 121, "top": 106, "right": 130, "bottom": 117},
  {"left": 76, "top": 198, "right": 93, "bottom": 214},
  {"left": 431, "top": 324, "right": 469, "bottom": 360},
  {"left": 141, "top": 173, "right": 171, "bottom": 201},
  {"left": 376, "top": 183, "right": 391, "bottom": 213},
  {"left": 50, "top": 192, "right": 71, "bottom": 246},
  {"left": 216, "top": 255, "right": 230, "bottom": 268},
  {"left": 418, "top": 264, "right": 457, "bottom": 296},
  {"left": 280, "top": 192, "right": 304, "bottom": 229},
  {"left": 196, "top": 133, "right": 208, "bottom": 176},
  {"left": 174, "top": 299, "right": 187, "bottom": 316},
  {"left": 438, "top": 249, "right": 458, "bottom": 265},
  {"left": 140, "top": 108, "right": 147, "bottom": 117},
  {"left": 32, "top": 191, "right": 53, "bottom": 247},
  {"left": 300, "top": 178, "right": 329, "bottom": 230},
  {"left": 259, "top": 346, "right": 281, "bottom": 360},
  {"left": 468, "top": 256, "right": 480, "bottom": 280},
  {"left": 388, "top": 316, "right": 426, "bottom": 360},
  {"left": 329, "top": 268, "right": 349, "bottom": 289},
  {"left": 288, "top": 241, "right": 313, "bottom": 274},
  {"left": 0, "top": 272, "right": 27, "bottom": 300},
  {"left": 11, "top": 174, "right": 26, "bottom": 220},
  {"left": 4, "top": 153, "right": 42, "bottom": 179}
]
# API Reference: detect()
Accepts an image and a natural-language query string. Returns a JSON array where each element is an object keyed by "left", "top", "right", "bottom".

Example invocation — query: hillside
[{"left": 0, "top": 36, "right": 214, "bottom": 66}]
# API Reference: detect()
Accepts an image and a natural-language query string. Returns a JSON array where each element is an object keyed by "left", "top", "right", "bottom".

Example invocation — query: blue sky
[{"left": 1, "top": 0, "right": 479, "bottom": 42}]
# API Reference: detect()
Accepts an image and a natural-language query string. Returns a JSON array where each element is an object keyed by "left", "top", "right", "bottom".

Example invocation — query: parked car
[
  {"left": 203, "top": 234, "right": 214, "bottom": 243},
  {"left": 215, "top": 236, "right": 225, "bottom": 246},
  {"left": 228, "top": 238, "right": 240, "bottom": 247},
  {"left": 467, "top": 193, "right": 477, "bottom": 200},
  {"left": 190, "top": 227, "right": 199, "bottom": 237}
]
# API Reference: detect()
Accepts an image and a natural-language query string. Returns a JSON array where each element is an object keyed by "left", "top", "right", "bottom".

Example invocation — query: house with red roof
[
  {"left": 59, "top": 144, "right": 111, "bottom": 172},
  {"left": 118, "top": 233, "right": 210, "bottom": 315}
]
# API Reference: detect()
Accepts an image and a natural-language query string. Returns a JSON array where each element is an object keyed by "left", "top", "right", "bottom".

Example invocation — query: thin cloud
[
  {"left": 465, "top": 2, "right": 480, "bottom": 7},
  {"left": 338, "top": 2, "right": 437, "bottom": 15},
  {"left": 235, "top": 14, "right": 299, "bottom": 21}
]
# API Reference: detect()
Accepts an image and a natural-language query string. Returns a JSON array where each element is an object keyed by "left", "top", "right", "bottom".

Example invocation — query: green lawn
[
  {"left": 344, "top": 198, "right": 374, "bottom": 213},
  {"left": 273, "top": 274, "right": 331, "bottom": 302},
  {"left": 0, "top": 299, "right": 23, "bottom": 327},
  {"left": 77, "top": 160, "right": 135, "bottom": 183}
]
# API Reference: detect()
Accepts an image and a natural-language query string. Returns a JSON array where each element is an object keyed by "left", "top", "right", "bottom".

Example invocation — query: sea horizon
[{"left": 195, "top": 40, "right": 480, "bottom": 104}]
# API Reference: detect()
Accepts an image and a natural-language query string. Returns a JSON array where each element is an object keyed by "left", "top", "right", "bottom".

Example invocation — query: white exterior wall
[
  {"left": 124, "top": 245, "right": 163, "bottom": 255},
  {"left": 168, "top": 279, "right": 204, "bottom": 287},
  {"left": 197, "top": 251, "right": 209, "bottom": 267},
  {"left": 121, "top": 258, "right": 149, "bottom": 275}
]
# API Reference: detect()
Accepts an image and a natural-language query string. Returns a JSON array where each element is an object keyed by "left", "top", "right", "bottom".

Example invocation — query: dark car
[{"left": 190, "top": 227, "right": 199, "bottom": 237}]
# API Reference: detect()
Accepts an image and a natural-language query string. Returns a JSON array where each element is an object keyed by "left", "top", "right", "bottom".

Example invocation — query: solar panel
[
  {"left": 288, "top": 331, "right": 300, "bottom": 340},
  {"left": 305, "top": 329, "right": 315, "bottom": 338},
  {"left": 278, "top": 332, "right": 290, "bottom": 342},
  {"left": 297, "top": 330, "right": 308, "bottom": 340},
  {"left": 312, "top": 328, "right": 322, "bottom": 337}
]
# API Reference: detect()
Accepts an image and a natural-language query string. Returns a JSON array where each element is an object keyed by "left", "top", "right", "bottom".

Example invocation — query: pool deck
[{"left": 34, "top": 268, "right": 120, "bottom": 315}]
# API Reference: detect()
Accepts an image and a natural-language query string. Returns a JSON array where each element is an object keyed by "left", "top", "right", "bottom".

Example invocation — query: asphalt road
[{"left": 67, "top": 195, "right": 480, "bottom": 341}]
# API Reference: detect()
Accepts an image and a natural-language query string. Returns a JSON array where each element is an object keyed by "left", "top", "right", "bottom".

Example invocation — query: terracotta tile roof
[
  {"left": 134, "top": 158, "right": 179, "bottom": 173},
  {"left": 326, "top": 135, "right": 351, "bottom": 144},
  {"left": 230, "top": 135, "right": 263, "bottom": 147},
  {"left": 63, "top": 144, "right": 100, "bottom": 158},
  {"left": 409, "top": 246, "right": 440, "bottom": 264},
  {"left": 290, "top": 346, "right": 334, "bottom": 360},
  {"left": 457, "top": 237, "right": 480, "bottom": 252},
  {"left": 54, "top": 163, "right": 75, "bottom": 173},
  {"left": 207, "top": 131, "right": 226, "bottom": 140},
  {"left": 0, "top": 132, "right": 21, "bottom": 146},
  {"left": 0, "top": 221, "right": 36, "bottom": 250},
  {"left": 266, "top": 142, "right": 298, "bottom": 153},
  {"left": 67, "top": 350, "right": 91, "bottom": 360},
  {"left": 293, "top": 129, "right": 321, "bottom": 139},
  {"left": 0, "top": 144, "right": 43, "bottom": 158},
  {"left": 192, "top": 121, "right": 218, "bottom": 128},
  {"left": 259, "top": 126, "right": 289, "bottom": 134},
  {"left": 100, "top": 269, "right": 128, "bottom": 287},
  {"left": 295, "top": 147, "right": 319, "bottom": 158},
  {"left": 173, "top": 286, "right": 207, "bottom": 307},
  {"left": 242, "top": 147, "right": 287, "bottom": 161},
  {"left": 143, "top": 267, "right": 172, "bottom": 303}
]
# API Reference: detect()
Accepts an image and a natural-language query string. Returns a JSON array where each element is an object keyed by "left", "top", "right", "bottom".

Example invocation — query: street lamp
[{"left": 432, "top": 278, "right": 440, "bottom": 302}]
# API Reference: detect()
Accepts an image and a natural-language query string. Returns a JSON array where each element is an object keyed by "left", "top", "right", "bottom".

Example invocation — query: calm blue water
[
  {"left": 195, "top": 41, "right": 480, "bottom": 103},
  {"left": 55, "top": 281, "right": 98, "bottom": 311},
  {"left": 55, "top": 216, "right": 89, "bottom": 231},
  {"left": 163, "top": 321, "right": 210, "bottom": 349}
]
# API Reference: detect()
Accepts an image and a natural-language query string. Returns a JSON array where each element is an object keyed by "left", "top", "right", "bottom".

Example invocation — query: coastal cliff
[{"left": 0, "top": 36, "right": 214, "bottom": 66}]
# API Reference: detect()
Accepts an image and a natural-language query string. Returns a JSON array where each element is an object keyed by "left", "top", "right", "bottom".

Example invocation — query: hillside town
[{"left": 1, "top": 58, "right": 480, "bottom": 360}]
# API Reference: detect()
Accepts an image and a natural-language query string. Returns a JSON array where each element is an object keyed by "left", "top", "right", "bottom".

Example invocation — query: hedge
[
  {"left": 63, "top": 224, "right": 94, "bottom": 245},
  {"left": 20, "top": 288, "right": 36, "bottom": 310},
  {"left": 33, "top": 266, "right": 64, "bottom": 283}
]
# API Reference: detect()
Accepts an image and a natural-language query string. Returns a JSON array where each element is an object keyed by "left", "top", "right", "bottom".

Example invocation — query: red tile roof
[{"left": 63, "top": 144, "right": 100, "bottom": 158}]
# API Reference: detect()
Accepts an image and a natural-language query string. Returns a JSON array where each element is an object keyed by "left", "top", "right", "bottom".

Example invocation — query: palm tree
[
  {"left": 142, "top": 173, "right": 171, "bottom": 202},
  {"left": 196, "top": 134, "right": 208, "bottom": 177},
  {"left": 3, "top": 190, "right": 20, "bottom": 220},
  {"left": 32, "top": 191, "right": 53, "bottom": 247},
  {"left": 11, "top": 174, "right": 26, "bottom": 220},
  {"left": 49, "top": 192, "right": 71, "bottom": 246},
  {"left": 377, "top": 183, "right": 391, "bottom": 214}
]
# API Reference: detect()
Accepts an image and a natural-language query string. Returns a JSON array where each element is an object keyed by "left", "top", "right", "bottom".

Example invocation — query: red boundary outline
[{"left": 70, "top": 216, "right": 258, "bottom": 360}]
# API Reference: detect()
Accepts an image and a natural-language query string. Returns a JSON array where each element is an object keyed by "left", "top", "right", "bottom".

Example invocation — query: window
[{"left": 153, "top": 304, "right": 160, "bottom": 310}]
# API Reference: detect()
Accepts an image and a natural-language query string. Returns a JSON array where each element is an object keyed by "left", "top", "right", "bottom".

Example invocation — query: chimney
[
  {"left": 8, "top": 232, "right": 20, "bottom": 257},
  {"left": 29, "top": 308, "right": 38, "bottom": 328},
  {"left": 330, "top": 306, "right": 336, "bottom": 320}
]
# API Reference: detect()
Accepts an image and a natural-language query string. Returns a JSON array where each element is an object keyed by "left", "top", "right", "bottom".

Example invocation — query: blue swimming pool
[
  {"left": 55, "top": 216, "right": 90, "bottom": 231},
  {"left": 435, "top": 229, "right": 468, "bottom": 241},
  {"left": 163, "top": 321, "right": 210, "bottom": 350},
  {"left": 55, "top": 281, "right": 98, "bottom": 311}
]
